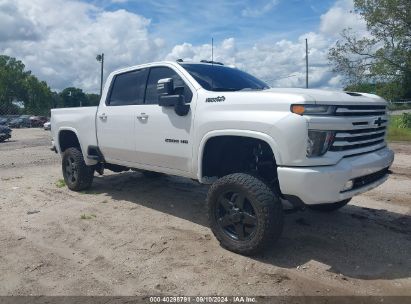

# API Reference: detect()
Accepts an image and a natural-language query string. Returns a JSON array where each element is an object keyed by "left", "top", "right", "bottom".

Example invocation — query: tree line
[{"left": 0, "top": 55, "right": 99, "bottom": 116}]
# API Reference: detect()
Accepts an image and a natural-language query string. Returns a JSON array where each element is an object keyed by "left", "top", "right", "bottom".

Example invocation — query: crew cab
[{"left": 51, "top": 60, "right": 394, "bottom": 254}]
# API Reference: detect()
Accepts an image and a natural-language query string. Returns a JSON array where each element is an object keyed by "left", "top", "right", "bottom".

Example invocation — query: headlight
[
  {"left": 307, "top": 130, "right": 335, "bottom": 157},
  {"left": 291, "top": 104, "right": 335, "bottom": 115}
]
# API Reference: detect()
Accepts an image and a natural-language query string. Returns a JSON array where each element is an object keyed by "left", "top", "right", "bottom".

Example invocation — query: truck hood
[{"left": 262, "top": 88, "right": 387, "bottom": 105}]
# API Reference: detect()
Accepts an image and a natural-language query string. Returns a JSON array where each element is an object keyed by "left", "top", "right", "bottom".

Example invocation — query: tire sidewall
[
  {"left": 207, "top": 173, "right": 283, "bottom": 255},
  {"left": 62, "top": 147, "right": 94, "bottom": 191}
]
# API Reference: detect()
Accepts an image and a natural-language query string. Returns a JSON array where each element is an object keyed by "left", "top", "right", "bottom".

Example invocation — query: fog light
[{"left": 342, "top": 180, "right": 354, "bottom": 192}]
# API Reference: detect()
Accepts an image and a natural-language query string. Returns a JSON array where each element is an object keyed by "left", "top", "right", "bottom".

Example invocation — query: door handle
[
  {"left": 136, "top": 113, "right": 149, "bottom": 120},
  {"left": 98, "top": 113, "right": 107, "bottom": 120}
]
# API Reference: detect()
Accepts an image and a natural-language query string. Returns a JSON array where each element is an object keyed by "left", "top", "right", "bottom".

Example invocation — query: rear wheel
[
  {"left": 207, "top": 173, "right": 283, "bottom": 255},
  {"left": 308, "top": 199, "right": 351, "bottom": 212},
  {"left": 62, "top": 147, "right": 94, "bottom": 191}
]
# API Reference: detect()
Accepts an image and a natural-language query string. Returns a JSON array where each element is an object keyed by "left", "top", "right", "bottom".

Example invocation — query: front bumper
[{"left": 277, "top": 147, "right": 394, "bottom": 205}]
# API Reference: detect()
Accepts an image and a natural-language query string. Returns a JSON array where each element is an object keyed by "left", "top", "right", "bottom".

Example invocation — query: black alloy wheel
[{"left": 215, "top": 191, "right": 258, "bottom": 241}]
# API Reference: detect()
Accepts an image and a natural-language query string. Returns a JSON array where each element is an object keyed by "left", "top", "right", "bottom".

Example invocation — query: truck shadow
[{"left": 91, "top": 171, "right": 411, "bottom": 281}]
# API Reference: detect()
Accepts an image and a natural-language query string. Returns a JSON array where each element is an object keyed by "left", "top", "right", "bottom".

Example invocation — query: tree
[
  {"left": 0, "top": 55, "right": 55, "bottom": 115},
  {"left": 328, "top": 0, "right": 411, "bottom": 99},
  {"left": 0, "top": 55, "right": 31, "bottom": 114},
  {"left": 60, "top": 87, "right": 87, "bottom": 107},
  {"left": 23, "top": 75, "right": 53, "bottom": 116}
]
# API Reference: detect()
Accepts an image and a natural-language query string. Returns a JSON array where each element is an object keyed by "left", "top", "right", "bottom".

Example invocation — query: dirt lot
[{"left": 0, "top": 128, "right": 410, "bottom": 296}]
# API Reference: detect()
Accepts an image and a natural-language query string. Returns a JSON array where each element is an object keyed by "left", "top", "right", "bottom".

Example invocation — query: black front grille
[{"left": 348, "top": 167, "right": 390, "bottom": 191}]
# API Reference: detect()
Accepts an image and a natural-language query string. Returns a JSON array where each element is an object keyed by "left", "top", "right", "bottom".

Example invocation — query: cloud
[
  {"left": 166, "top": 35, "right": 339, "bottom": 89},
  {"left": 0, "top": 0, "right": 368, "bottom": 92},
  {"left": 319, "top": 0, "right": 366, "bottom": 36},
  {"left": 242, "top": 0, "right": 280, "bottom": 17},
  {"left": 0, "top": 0, "right": 42, "bottom": 41},
  {"left": 0, "top": 0, "right": 163, "bottom": 92}
]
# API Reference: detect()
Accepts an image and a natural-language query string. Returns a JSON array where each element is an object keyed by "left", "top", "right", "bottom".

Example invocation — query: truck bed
[{"left": 51, "top": 106, "right": 98, "bottom": 164}]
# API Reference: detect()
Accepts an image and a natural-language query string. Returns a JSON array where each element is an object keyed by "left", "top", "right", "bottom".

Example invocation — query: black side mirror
[{"left": 157, "top": 78, "right": 190, "bottom": 116}]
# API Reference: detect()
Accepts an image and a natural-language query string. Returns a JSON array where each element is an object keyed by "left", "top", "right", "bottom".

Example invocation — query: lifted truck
[{"left": 51, "top": 60, "right": 394, "bottom": 254}]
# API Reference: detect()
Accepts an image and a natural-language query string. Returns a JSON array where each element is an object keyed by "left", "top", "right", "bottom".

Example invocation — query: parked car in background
[
  {"left": 30, "top": 116, "right": 48, "bottom": 127},
  {"left": 44, "top": 121, "right": 51, "bottom": 130},
  {"left": 0, "top": 117, "right": 8, "bottom": 125},
  {"left": 0, "top": 125, "right": 12, "bottom": 142},
  {"left": 8, "top": 117, "right": 31, "bottom": 128}
]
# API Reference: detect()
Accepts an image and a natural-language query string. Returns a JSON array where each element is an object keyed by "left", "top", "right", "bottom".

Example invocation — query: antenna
[
  {"left": 305, "top": 38, "right": 308, "bottom": 89},
  {"left": 211, "top": 38, "right": 214, "bottom": 89},
  {"left": 211, "top": 37, "right": 214, "bottom": 63}
]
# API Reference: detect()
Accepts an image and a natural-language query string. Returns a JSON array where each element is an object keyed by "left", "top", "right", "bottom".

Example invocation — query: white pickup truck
[{"left": 51, "top": 60, "right": 394, "bottom": 254}]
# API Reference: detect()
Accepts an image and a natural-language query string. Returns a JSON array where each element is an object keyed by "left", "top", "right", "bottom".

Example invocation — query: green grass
[
  {"left": 56, "top": 179, "right": 66, "bottom": 188},
  {"left": 387, "top": 115, "right": 411, "bottom": 141},
  {"left": 80, "top": 214, "right": 96, "bottom": 220}
]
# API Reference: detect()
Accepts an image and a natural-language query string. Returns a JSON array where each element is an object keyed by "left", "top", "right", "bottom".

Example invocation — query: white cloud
[
  {"left": 0, "top": 0, "right": 163, "bottom": 92},
  {"left": 166, "top": 0, "right": 369, "bottom": 90},
  {"left": 319, "top": 0, "right": 366, "bottom": 36},
  {"left": 0, "top": 0, "right": 368, "bottom": 92},
  {"left": 242, "top": 0, "right": 279, "bottom": 17}
]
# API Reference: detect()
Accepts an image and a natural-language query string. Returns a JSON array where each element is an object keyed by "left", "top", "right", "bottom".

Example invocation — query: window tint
[
  {"left": 181, "top": 64, "right": 269, "bottom": 92},
  {"left": 108, "top": 69, "right": 148, "bottom": 106},
  {"left": 145, "top": 67, "right": 192, "bottom": 105}
]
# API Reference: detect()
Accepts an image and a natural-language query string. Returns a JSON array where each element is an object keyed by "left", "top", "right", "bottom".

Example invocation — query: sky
[{"left": 0, "top": 0, "right": 368, "bottom": 93}]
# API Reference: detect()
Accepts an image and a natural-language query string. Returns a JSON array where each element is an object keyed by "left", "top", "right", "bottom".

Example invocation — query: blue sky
[
  {"left": 0, "top": 0, "right": 366, "bottom": 92},
  {"left": 100, "top": 0, "right": 336, "bottom": 47}
]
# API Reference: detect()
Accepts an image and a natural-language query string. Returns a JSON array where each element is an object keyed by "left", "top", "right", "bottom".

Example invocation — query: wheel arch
[
  {"left": 57, "top": 127, "right": 82, "bottom": 153},
  {"left": 197, "top": 130, "right": 282, "bottom": 183}
]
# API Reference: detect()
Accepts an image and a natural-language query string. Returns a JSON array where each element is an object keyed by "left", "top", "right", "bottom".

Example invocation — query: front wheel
[
  {"left": 207, "top": 173, "right": 283, "bottom": 255},
  {"left": 308, "top": 199, "right": 351, "bottom": 212},
  {"left": 62, "top": 147, "right": 94, "bottom": 191}
]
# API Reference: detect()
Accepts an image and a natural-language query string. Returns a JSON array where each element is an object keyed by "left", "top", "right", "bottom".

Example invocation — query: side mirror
[
  {"left": 157, "top": 78, "right": 174, "bottom": 96},
  {"left": 157, "top": 78, "right": 190, "bottom": 116}
]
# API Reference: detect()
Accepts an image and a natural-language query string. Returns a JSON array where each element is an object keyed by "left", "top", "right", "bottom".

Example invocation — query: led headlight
[
  {"left": 307, "top": 130, "right": 335, "bottom": 157},
  {"left": 291, "top": 104, "right": 336, "bottom": 115}
]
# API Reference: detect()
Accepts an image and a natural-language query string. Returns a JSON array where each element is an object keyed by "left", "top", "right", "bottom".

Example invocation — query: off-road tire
[
  {"left": 308, "top": 198, "right": 351, "bottom": 212},
  {"left": 207, "top": 173, "right": 283, "bottom": 255},
  {"left": 62, "top": 147, "right": 94, "bottom": 191}
]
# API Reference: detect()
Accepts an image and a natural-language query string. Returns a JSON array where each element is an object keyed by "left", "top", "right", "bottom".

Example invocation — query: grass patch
[
  {"left": 56, "top": 179, "right": 66, "bottom": 188},
  {"left": 80, "top": 214, "right": 97, "bottom": 220},
  {"left": 387, "top": 115, "right": 411, "bottom": 141}
]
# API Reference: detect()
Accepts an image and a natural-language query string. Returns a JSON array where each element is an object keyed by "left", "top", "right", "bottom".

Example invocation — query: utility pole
[
  {"left": 96, "top": 53, "right": 104, "bottom": 97},
  {"left": 305, "top": 39, "right": 308, "bottom": 89}
]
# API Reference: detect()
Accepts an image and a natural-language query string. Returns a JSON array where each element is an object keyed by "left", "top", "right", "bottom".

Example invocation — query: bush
[{"left": 398, "top": 113, "right": 411, "bottom": 129}]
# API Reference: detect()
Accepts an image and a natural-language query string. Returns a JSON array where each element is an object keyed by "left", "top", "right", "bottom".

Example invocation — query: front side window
[
  {"left": 108, "top": 69, "right": 148, "bottom": 106},
  {"left": 145, "top": 67, "right": 193, "bottom": 105},
  {"left": 181, "top": 64, "right": 269, "bottom": 92}
]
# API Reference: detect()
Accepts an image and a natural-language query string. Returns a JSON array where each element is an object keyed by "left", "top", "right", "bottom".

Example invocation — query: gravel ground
[{"left": 0, "top": 128, "right": 410, "bottom": 296}]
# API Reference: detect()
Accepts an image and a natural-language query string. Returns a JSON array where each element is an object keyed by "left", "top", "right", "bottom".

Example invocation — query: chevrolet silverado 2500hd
[{"left": 51, "top": 60, "right": 394, "bottom": 254}]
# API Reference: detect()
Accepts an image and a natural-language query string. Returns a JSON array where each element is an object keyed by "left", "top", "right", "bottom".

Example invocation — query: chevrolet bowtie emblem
[{"left": 374, "top": 117, "right": 386, "bottom": 127}]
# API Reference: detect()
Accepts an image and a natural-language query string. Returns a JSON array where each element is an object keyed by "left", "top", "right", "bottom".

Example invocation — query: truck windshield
[{"left": 181, "top": 64, "right": 269, "bottom": 92}]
